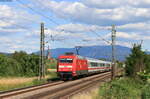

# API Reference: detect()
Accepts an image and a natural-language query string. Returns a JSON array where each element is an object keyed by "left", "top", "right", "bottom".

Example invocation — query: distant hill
[
  {"left": 35, "top": 45, "right": 132, "bottom": 61},
  {"left": 1, "top": 45, "right": 149, "bottom": 61}
]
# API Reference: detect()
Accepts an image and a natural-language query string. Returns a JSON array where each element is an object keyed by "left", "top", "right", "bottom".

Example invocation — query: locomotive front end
[{"left": 57, "top": 55, "right": 76, "bottom": 80}]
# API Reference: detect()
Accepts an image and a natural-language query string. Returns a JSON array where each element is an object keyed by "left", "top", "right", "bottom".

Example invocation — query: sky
[{"left": 0, "top": 0, "right": 150, "bottom": 53}]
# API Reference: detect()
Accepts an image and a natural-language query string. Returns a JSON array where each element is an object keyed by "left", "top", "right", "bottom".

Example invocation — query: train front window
[{"left": 59, "top": 58, "right": 73, "bottom": 63}]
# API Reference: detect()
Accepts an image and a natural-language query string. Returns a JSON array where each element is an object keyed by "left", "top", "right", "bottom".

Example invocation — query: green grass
[
  {"left": 96, "top": 77, "right": 150, "bottom": 99},
  {"left": 141, "top": 84, "right": 150, "bottom": 99},
  {"left": 0, "top": 72, "right": 58, "bottom": 92},
  {"left": 0, "top": 58, "right": 58, "bottom": 92},
  {"left": 47, "top": 72, "right": 57, "bottom": 78},
  {"left": 0, "top": 79, "right": 47, "bottom": 91}
]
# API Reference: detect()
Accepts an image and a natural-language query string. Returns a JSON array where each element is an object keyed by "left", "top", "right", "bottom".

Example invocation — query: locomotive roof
[
  {"left": 60, "top": 54, "right": 111, "bottom": 63},
  {"left": 86, "top": 57, "right": 111, "bottom": 64},
  {"left": 76, "top": 55, "right": 111, "bottom": 64}
]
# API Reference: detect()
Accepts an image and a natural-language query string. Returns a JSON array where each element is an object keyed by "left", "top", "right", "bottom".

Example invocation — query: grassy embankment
[
  {"left": 72, "top": 77, "right": 150, "bottom": 99},
  {"left": 96, "top": 77, "right": 150, "bottom": 99},
  {"left": 0, "top": 72, "right": 57, "bottom": 91},
  {"left": 0, "top": 59, "right": 57, "bottom": 91}
]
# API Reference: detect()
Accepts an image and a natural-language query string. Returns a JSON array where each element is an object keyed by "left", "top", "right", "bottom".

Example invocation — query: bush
[
  {"left": 137, "top": 72, "right": 150, "bottom": 81},
  {"left": 141, "top": 84, "right": 150, "bottom": 99},
  {"left": 0, "top": 54, "right": 21, "bottom": 76},
  {"left": 0, "top": 51, "right": 40, "bottom": 77},
  {"left": 11, "top": 51, "right": 40, "bottom": 77},
  {"left": 98, "top": 78, "right": 143, "bottom": 99}
]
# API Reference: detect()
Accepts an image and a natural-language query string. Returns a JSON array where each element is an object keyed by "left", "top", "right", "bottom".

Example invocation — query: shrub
[{"left": 141, "top": 84, "right": 150, "bottom": 99}]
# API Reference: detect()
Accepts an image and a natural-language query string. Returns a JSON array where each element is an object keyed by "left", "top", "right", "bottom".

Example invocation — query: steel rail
[
  {"left": 52, "top": 69, "right": 123, "bottom": 99},
  {"left": 0, "top": 69, "right": 123, "bottom": 99},
  {"left": 27, "top": 72, "right": 111, "bottom": 99},
  {"left": 0, "top": 81, "right": 64, "bottom": 98}
]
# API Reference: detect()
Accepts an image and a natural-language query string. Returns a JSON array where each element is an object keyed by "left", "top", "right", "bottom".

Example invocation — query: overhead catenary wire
[
  {"left": 16, "top": 0, "right": 119, "bottom": 61},
  {"left": 16, "top": 0, "right": 60, "bottom": 26},
  {"left": 17, "top": 0, "right": 112, "bottom": 45},
  {"left": 1, "top": 19, "right": 35, "bottom": 32},
  {"left": 89, "top": 29, "right": 111, "bottom": 45}
]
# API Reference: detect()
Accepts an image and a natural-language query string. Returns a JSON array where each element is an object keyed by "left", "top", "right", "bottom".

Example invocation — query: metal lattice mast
[
  {"left": 39, "top": 22, "right": 45, "bottom": 80},
  {"left": 111, "top": 24, "right": 116, "bottom": 80}
]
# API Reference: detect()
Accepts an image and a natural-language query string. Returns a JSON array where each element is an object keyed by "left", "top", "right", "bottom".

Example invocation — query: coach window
[
  {"left": 103, "top": 64, "right": 105, "bottom": 67},
  {"left": 90, "top": 62, "right": 97, "bottom": 67},
  {"left": 90, "top": 62, "right": 94, "bottom": 67},
  {"left": 94, "top": 62, "right": 98, "bottom": 67},
  {"left": 98, "top": 63, "right": 101, "bottom": 67}
]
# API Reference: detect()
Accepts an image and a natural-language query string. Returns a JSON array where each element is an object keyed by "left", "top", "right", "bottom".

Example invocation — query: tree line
[
  {"left": 0, "top": 51, "right": 40, "bottom": 77},
  {"left": 0, "top": 44, "right": 149, "bottom": 78}
]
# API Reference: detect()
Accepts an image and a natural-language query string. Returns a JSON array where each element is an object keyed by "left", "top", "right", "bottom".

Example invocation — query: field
[
  {"left": 0, "top": 57, "right": 57, "bottom": 91},
  {"left": 0, "top": 72, "right": 57, "bottom": 91}
]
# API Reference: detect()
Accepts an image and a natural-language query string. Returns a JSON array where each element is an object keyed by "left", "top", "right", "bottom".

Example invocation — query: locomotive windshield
[{"left": 59, "top": 58, "right": 73, "bottom": 63}]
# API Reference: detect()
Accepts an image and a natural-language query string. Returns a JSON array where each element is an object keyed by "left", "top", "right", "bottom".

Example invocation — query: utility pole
[
  {"left": 111, "top": 24, "right": 116, "bottom": 80},
  {"left": 39, "top": 22, "right": 45, "bottom": 80},
  {"left": 75, "top": 46, "right": 82, "bottom": 55}
]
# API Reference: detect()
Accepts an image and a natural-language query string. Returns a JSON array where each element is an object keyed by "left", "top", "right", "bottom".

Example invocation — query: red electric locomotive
[{"left": 57, "top": 53, "right": 111, "bottom": 80}]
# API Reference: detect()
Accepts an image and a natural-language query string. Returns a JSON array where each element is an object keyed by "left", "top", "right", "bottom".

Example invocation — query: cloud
[
  {"left": 1, "top": 0, "right": 150, "bottom": 53},
  {"left": 82, "top": 0, "right": 150, "bottom": 9},
  {"left": 118, "top": 22, "right": 150, "bottom": 33},
  {"left": 55, "top": 23, "right": 110, "bottom": 33},
  {"left": 0, "top": 4, "right": 41, "bottom": 53},
  {"left": 34, "top": 0, "right": 150, "bottom": 26},
  {"left": 0, "top": 35, "right": 39, "bottom": 53},
  {"left": 0, "top": 4, "right": 40, "bottom": 33},
  {"left": 116, "top": 32, "right": 150, "bottom": 40},
  {"left": 116, "top": 41, "right": 132, "bottom": 48}
]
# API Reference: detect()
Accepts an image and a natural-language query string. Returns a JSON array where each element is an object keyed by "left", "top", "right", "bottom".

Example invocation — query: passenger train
[{"left": 57, "top": 53, "right": 112, "bottom": 80}]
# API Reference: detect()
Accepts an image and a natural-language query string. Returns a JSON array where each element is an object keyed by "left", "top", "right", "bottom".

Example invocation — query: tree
[
  {"left": 145, "top": 54, "right": 150, "bottom": 73},
  {"left": 125, "top": 44, "right": 146, "bottom": 77},
  {"left": 11, "top": 51, "right": 40, "bottom": 76},
  {"left": 0, "top": 54, "right": 21, "bottom": 76}
]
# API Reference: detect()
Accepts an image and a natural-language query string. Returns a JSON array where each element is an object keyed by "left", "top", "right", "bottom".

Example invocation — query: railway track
[
  {"left": 38, "top": 72, "right": 111, "bottom": 99},
  {"left": 0, "top": 81, "right": 64, "bottom": 99},
  {"left": 0, "top": 70, "right": 123, "bottom": 99}
]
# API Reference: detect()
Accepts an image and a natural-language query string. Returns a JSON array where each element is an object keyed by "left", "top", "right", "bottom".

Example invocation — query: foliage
[
  {"left": 141, "top": 84, "right": 150, "bottom": 99},
  {"left": 116, "top": 61, "right": 125, "bottom": 68},
  {"left": 137, "top": 72, "right": 150, "bottom": 81},
  {"left": 145, "top": 54, "right": 150, "bottom": 73},
  {"left": 0, "top": 51, "right": 40, "bottom": 77},
  {"left": 97, "top": 77, "right": 149, "bottom": 99},
  {"left": 0, "top": 54, "right": 21, "bottom": 76},
  {"left": 125, "top": 44, "right": 149, "bottom": 77}
]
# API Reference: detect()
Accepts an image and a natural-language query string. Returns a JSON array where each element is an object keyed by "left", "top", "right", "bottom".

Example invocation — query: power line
[
  {"left": 16, "top": 0, "right": 114, "bottom": 47},
  {"left": 12, "top": 1, "right": 42, "bottom": 24},
  {"left": 17, "top": 0, "right": 111, "bottom": 45},
  {"left": 1, "top": 19, "right": 35, "bottom": 32},
  {"left": 16, "top": 0, "right": 117, "bottom": 60},
  {"left": 89, "top": 29, "right": 111, "bottom": 44},
  {"left": 17, "top": 0, "right": 112, "bottom": 46},
  {"left": 16, "top": 0, "right": 60, "bottom": 25}
]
